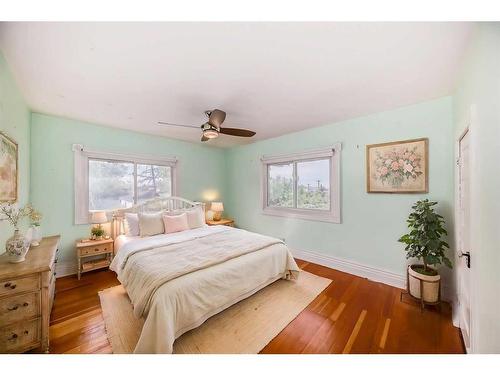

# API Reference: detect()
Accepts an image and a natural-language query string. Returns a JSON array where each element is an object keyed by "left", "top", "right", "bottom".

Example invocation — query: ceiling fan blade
[
  {"left": 201, "top": 135, "right": 209, "bottom": 142},
  {"left": 219, "top": 127, "right": 256, "bottom": 137},
  {"left": 208, "top": 109, "right": 226, "bottom": 127},
  {"left": 158, "top": 121, "right": 200, "bottom": 129}
]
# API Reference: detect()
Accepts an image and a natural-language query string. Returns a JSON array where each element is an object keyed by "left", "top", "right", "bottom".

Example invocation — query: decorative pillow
[
  {"left": 124, "top": 213, "right": 140, "bottom": 236},
  {"left": 164, "top": 209, "right": 183, "bottom": 216},
  {"left": 163, "top": 213, "right": 189, "bottom": 234},
  {"left": 186, "top": 206, "right": 205, "bottom": 229},
  {"left": 138, "top": 212, "right": 165, "bottom": 237}
]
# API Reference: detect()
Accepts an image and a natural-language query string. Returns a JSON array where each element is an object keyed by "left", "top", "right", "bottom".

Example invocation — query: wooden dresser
[{"left": 0, "top": 235, "right": 60, "bottom": 353}]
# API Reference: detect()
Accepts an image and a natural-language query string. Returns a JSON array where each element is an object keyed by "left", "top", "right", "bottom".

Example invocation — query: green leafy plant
[
  {"left": 398, "top": 199, "right": 452, "bottom": 275},
  {"left": 91, "top": 226, "right": 105, "bottom": 238}
]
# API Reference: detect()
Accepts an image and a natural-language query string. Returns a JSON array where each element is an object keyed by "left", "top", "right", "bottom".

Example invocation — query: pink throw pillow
[{"left": 163, "top": 213, "right": 189, "bottom": 234}]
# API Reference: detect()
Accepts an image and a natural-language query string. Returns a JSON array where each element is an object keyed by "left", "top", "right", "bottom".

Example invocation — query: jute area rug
[{"left": 98, "top": 271, "right": 331, "bottom": 354}]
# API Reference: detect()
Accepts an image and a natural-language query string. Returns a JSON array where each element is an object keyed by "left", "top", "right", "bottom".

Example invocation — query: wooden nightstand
[
  {"left": 206, "top": 218, "right": 235, "bottom": 227},
  {"left": 76, "top": 239, "right": 114, "bottom": 280}
]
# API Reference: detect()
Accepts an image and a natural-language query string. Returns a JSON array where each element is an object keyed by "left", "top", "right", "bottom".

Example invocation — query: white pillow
[
  {"left": 138, "top": 212, "right": 165, "bottom": 237},
  {"left": 186, "top": 206, "right": 205, "bottom": 229},
  {"left": 163, "top": 213, "right": 190, "bottom": 234},
  {"left": 124, "top": 213, "right": 140, "bottom": 236}
]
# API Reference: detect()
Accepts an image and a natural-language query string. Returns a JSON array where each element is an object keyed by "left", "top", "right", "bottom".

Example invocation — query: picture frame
[
  {"left": 0, "top": 131, "right": 18, "bottom": 202},
  {"left": 366, "top": 138, "right": 428, "bottom": 193}
]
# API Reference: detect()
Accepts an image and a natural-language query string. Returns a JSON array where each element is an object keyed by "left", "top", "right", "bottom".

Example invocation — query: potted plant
[
  {"left": 398, "top": 199, "right": 452, "bottom": 303},
  {"left": 0, "top": 203, "right": 35, "bottom": 263},
  {"left": 91, "top": 226, "right": 105, "bottom": 240}
]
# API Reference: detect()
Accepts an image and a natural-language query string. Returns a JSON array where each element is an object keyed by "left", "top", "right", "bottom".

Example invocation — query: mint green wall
[
  {"left": 225, "top": 97, "right": 454, "bottom": 276},
  {"left": 453, "top": 23, "right": 500, "bottom": 353},
  {"left": 30, "top": 113, "right": 227, "bottom": 264},
  {"left": 0, "top": 52, "right": 30, "bottom": 252}
]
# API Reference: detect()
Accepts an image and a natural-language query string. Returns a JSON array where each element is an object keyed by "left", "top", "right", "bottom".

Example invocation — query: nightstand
[
  {"left": 206, "top": 218, "right": 235, "bottom": 227},
  {"left": 76, "top": 239, "right": 114, "bottom": 280}
]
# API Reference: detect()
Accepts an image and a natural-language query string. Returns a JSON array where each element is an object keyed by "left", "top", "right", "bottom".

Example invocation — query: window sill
[{"left": 262, "top": 207, "right": 340, "bottom": 224}]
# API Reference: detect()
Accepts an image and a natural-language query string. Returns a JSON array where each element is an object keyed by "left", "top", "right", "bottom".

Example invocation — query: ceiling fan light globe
[{"left": 203, "top": 129, "right": 219, "bottom": 139}]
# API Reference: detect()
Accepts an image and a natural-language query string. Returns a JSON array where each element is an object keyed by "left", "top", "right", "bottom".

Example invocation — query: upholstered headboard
[{"left": 111, "top": 196, "right": 204, "bottom": 238}]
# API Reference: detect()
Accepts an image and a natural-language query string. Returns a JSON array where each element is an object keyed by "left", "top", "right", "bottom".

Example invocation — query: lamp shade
[
  {"left": 90, "top": 211, "right": 108, "bottom": 224},
  {"left": 211, "top": 202, "right": 224, "bottom": 212}
]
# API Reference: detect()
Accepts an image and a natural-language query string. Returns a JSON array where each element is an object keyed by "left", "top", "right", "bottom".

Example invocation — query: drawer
[
  {"left": 0, "top": 275, "right": 40, "bottom": 298},
  {"left": 0, "top": 318, "right": 40, "bottom": 353},
  {"left": 79, "top": 243, "right": 112, "bottom": 257},
  {"left": 0, "top": 292, "right": 40, "bottom": 325}
]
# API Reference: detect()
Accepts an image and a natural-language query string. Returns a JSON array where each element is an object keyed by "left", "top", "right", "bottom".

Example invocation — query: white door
[{"left": 457, "top": 129, "right": 472, "bottom": 352}]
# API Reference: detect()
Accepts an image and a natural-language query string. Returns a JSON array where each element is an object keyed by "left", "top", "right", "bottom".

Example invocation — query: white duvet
[{"left": 110, "top": 225, "right": 299, "bottom": 353}]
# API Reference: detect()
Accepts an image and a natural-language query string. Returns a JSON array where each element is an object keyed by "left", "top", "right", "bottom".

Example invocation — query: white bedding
[{"left": 110, "top": 225, "right": 300, "bottom": 353}]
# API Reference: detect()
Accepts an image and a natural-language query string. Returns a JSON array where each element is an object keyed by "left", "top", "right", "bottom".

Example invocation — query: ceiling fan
[{"left": 158, "top": 109, "right": 256, "bottom": 142}]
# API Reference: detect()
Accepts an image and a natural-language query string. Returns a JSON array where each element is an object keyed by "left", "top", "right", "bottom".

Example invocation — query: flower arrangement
[
  {"left": 0, "top": 203, "right": 35, "bottom": 230},
  {"left": 373, "top": 145, "right": 423, "bottom": 187},
  {"left": 30, "top": 209, "right": 43, "bottom": 226}
]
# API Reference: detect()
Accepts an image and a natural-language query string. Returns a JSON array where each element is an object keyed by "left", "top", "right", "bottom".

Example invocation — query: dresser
[{"left": 0, "top": 235, "right": 60, "bottom": 353}]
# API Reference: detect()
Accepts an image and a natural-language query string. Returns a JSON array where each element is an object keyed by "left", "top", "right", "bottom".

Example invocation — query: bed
[{"left": 109, "top": 197, "right": 300, "bottom": 353}]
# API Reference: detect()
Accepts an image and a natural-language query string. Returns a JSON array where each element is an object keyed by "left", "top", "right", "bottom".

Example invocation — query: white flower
[{"left": 404, "top": 163, "right": 413, "bottom": 173}]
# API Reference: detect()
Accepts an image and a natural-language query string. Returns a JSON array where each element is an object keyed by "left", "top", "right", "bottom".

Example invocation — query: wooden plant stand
[{"left": 400, "top": 267, "right": 441, "bottom": 312}]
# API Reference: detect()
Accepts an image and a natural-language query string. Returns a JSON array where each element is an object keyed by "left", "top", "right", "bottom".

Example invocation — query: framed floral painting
[
  {"left": 0, "top": 131, "right": 18, "bottom": 202},
  {"left": 366, "top": 138, "right": 428, "bottom": 193}
]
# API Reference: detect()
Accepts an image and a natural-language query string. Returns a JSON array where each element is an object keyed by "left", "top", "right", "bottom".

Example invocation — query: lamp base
[{"left": 213, "top": 211, "right": 222, "bottom": 221}]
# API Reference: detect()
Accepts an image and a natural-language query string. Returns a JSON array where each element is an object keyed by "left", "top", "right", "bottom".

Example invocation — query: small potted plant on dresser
[{"left": 398, "top": 199, "right": 452, "bottom": 308}]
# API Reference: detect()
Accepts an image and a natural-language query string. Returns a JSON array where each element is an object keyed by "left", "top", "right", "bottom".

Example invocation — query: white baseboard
[
  {"left": 291, "top": 248, "right": 456, "bottom": 303},
  {"left": 291, "top": 248, "right": 406, "bottom": 289},
  {"left": 55, "top": 261, "right": 78, "bottom": 278}
]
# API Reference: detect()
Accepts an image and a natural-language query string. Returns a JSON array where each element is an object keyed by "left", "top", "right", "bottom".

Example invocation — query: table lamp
[{"left": 211, "top": 202, "right": 224, "bottom": 221}]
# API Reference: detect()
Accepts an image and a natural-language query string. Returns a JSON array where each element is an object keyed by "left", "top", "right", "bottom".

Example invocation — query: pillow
[
  {"left": 186, "top": 206, "right": 205, "bottom": 229},
  {"left": 138, "top": 212, "right": 165, "bottom": 237},
  {"left": 124, "top": 213, "right": 140, "bottom": 236},
  {"left": 163, "top": 213, "right": 189, "bottom": 234}
]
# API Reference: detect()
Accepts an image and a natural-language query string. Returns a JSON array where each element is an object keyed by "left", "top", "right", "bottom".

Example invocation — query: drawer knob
[
  {"left": 9, "top": 333, "right": 18, "bottom": 341},
  {"left": 4, "top": 282, "right": 11, "bottom": 288},
  {"left": 7, "top": 305, "right": 19, "bottom": 311},
  {"left": 23, "top": 302, "right": 29, "bottom": 307},
  {"left": 24, "top": 330, "right": 29, "bottom": 335},
  {"left": 10, "top": 284, "right": 16, "bottom": 289},
  {"left": 95, "top": 248, "right": 99, "bottom": 252}
]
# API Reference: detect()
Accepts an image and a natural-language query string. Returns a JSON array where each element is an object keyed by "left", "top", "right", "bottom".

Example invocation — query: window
[
  {"left": 262, "top": 145, "right": 340, "bottom": 223},
  {"left": 89, "top": 159, "right": 134, "bottom": 210},
  {"left": 136, "top": 164, "right": 172, "bottom": 203},
  {"left": 74, "top": 144, "right": 177, "bottom": 224}
]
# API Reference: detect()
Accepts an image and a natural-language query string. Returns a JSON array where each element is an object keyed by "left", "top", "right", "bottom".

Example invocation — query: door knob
[{"left": 459, "top": 251, "right": 471, "bottom": 268}]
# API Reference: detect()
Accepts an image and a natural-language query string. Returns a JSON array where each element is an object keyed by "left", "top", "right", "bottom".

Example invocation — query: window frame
[
  {"left": 73, "top": 144, "right": 177, "bottom": 224},
  {"left": 261, "top": 144, "right": 341, "bottom": 223}
]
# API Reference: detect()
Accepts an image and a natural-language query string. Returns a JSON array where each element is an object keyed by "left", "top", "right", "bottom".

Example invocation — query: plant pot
[
  {"left": 6, "top": 229, "right": 30, "bottom": 263},
  {"left": 407, "top": 264, "right": 440, "bottom": 303}
]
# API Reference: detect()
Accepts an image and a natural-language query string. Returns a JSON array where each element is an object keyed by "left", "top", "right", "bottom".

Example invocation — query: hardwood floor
[{"left": 49, "top": 259, "right": 465, "bottom": 354}]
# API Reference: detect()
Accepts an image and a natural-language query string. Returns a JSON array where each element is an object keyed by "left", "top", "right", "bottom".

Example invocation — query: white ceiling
[{"left": 0, "top": 22, "right": 473, "bottom": 147}]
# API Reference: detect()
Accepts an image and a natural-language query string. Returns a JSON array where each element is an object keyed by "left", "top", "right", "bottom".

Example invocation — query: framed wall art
[
  {"left": 366, "top": 138, "right": 428, "bottom": 193},
  {"left": 0, "top": 131, "right": 18, "bottom": 202}
]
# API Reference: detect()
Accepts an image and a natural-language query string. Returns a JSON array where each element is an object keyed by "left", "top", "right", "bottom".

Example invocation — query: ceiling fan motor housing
[{"left": 201, "top": 123, "right": 219, "bottom": 139}]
